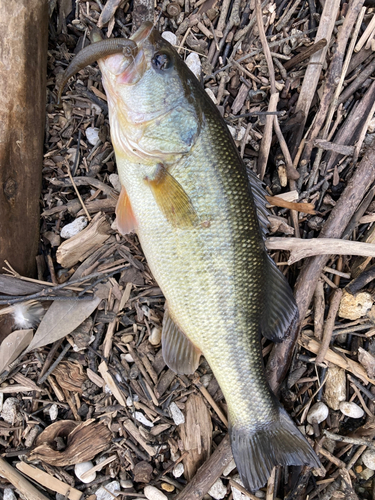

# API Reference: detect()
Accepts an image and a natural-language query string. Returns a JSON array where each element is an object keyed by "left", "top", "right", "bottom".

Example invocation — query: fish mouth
[{"left": 115, "top": 22, "right": 157, "bottom": 85}]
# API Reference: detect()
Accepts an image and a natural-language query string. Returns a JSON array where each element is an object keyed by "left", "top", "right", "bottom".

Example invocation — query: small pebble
[
  {"left": 339, "top": 401, "right": 364, "bottom": 419},
  {"left": 86, "top": 127, "right": 100, "bottom": 146},
  {"left": 134, "top": 411, "right": 154, "bottom": 427},
  {"left": 161, "top": 31, "right": 177, "bottom": 46},
  {"left": 173, "top": 463, "right": 184, "bottom": 478},
  {"left": 120, "top": 480, "right": 133, "bottom": 489},
  {"left": 360, "top": 467, "right": 375, "bottom": 480},
  {"left": 49, "top": 404, "right": 58, "bottom": 421},
  {"left": 75, "top": 461, "right": 96, "bottom": 483},
  {"left": 4, "top": 488, "right": 16, "bottom": 500},
  {"left": 186, "top": 52, "right": 201, "bottom": 79},
  {"left": 144, "top": 485, "right": 168, "bottom": 500},
  {"left": 161, "top": 483, "right": 175, "bottom": 492},
  {"left": 208, "top": 478, "right": 227, "bottom": 500},
  {"left": 305, "top": 424, "right": 314, "bottom": 435},
  {"left": 61, "top": 216, "right": 88, "bottom": 239},
  {"left": 363, "top": 450, "right": 375, "bottom": 470},
  {"left": 121, "top": 334, "right": 134, "bottom": 343},
  {"left": 169, "top": 402, "right": 185, "bottom": 425},
  {"left": 109, "top": 173, "right": 122, "bottom": 192},
  {"left": 149, "top": 327, "right": 162, "bottom": 346},
  {"left": 95, "top": 481, "right": 121, "bottom": 500},
  {"left": 230, "top": 475, "right": 247, "bottom": 500},
  {"left": 306, "top": 402, "right": 329, "bottom": 424},
  {"left": 1, "top": 398, "right": 20, "bottom": 424},
  {"left": 124, "top": 353, "right": 134, "bottom": 363},
  {"left": 222, "top": 459, "right": 236, "bottom": 476}
]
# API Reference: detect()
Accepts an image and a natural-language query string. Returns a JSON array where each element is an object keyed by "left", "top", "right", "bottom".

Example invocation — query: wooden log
[{"left": 0, "top": 0, "right": 48, "bottom": 276}]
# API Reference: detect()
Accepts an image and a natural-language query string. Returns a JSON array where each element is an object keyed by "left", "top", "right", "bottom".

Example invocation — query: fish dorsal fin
[
  {"left": 145, "top": 164, "right": 198, "bottom": 229},
  {"left": 261, "top": 253, "right": 299, "bottom": 342},
  {"left": 116, "top": 185, "right": 138, "bottom": 235},
  {"left": 162, "top": 307, "right": 201, "bottom": 375}
]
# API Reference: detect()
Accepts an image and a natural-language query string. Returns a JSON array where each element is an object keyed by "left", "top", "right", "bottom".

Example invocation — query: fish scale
[{"left": 58, "top": 21, "right": 322, "bottom": 492}]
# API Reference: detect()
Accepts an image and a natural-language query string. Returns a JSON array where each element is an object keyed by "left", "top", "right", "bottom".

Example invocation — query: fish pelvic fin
[
  {"left": 116, "top": 185, "right": 138, "bottom": 235},
  {"left": 261, "top": 253, "right": 299, "bottom": 342},
  {"left": 162, "top": 307, "right": 201, "bottom": 374},
  {"left": 230, "top": 406, "right": 322, "bottom": 493},
  {"left": 145, "top": 164, "right": 198, "bottom": 229}
]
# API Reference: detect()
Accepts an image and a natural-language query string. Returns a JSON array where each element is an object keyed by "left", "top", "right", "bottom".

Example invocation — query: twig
[
  {"left": 315, "top": 288, "right": 343, "bottom": 364},
  {"left": 301, "top": 2, "right": 366, "bottom": 167},
  {"left": 265, "top": 237, "right": 375, "bottom": 265},
  {"left": 323, "top": 430, "right": 375, "bottom": 449},
  {"left": 65, "top": 164, "right": 92, "bottom": 221},
  {"left": 38, "top": 343, "right": 71, "bottom": 385},
  {"left": 289, "top": 0, "right": 341, "bottom": 158},
  {"left": 175, "top": 434, "right": 232, "bottom": 500},
  {"left": 0, "top": 457, "right": 50, "bottom": 500}
]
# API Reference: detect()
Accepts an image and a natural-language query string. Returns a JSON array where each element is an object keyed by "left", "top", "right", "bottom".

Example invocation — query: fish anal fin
[
  {"left": 145, "top": 164, "right": 198, "bottom": 229},
  {"left": 261, "top": 253, "right": 299, "bottom": 342},
  {"left": 115, "top": 185, "right": 137, "bottom": 235},
  {"left": 162, "top": 308, "right": 201, "bottom": 375},
  {"left": 230, "top": 405, "right": 322, "bottom": 492}
]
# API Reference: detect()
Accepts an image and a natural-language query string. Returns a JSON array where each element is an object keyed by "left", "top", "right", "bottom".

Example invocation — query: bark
[{"left": 0, "top": 0, "right": 48, "bottom": 276}]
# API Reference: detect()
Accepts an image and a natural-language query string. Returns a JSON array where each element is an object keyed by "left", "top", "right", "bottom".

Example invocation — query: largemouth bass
[{"left": 58, "top": 22, "right": 321, "bottom": 491}]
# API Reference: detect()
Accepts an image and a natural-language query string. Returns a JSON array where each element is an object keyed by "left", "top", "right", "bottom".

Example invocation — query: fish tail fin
[{"left": 230, "top": 406, "right": 321, "bottom": 492}]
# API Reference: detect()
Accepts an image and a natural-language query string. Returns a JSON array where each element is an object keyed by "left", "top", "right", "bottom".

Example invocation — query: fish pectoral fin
[
  {"left": 115, "top": 185, "right": 138, "bottom": 235},
  {"left": 261, "top": 253, "right": 299, "bottom": 342},
  {"left": 145, "top": 164, "right": 198, "bottom": 228},
  {"left": 162, "top": 307, "right": 201, "bottom": 375}
]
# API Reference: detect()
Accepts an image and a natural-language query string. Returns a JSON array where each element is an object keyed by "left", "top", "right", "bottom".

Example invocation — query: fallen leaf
[
  {"left": 0, "top": 329, "right": 33, "bottom": 373},
  {"left": 25, "top": 297, "right": 101, "bottom": 353}
]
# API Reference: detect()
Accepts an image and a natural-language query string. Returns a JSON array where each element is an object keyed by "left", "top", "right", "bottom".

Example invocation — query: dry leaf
[
  {"left": 25, "top": 297, "right": 101, "bottom": 353},
  {"left": 30, "top": 419, "right": 111, "bottom": 466},
  {"left": 0, "top": 329, "right": 33, "bottom": 373}
]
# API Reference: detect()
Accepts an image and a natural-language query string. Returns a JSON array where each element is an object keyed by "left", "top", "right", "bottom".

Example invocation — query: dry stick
[
  {"left": 255, "top": 0, "right": 278, "bottom": 180},
  {"left": 265, "top": 139, "right": 375, "bottom": 393},
  {"left": 323, "top": 430, "right": 375, "bottom": 450},
  {"left": 302, "top": 2, "right": 366, "bottom": 171},
  {"left": 289, "top": 0, "right": 341, "bottom": 159},
  {"left": 283, "top": 39, "right": 327, "bottom": 71},
  {"left": 0, "top": 457, "right": 50, "bottom": 500},
  {"left": 65, "top": 164, "right": 92, "bottom": 221},
  {"left": 265, "top": 237, "right": 375, "bottom": 264},
  {"left": 313, "top": 279, "right": 325, "bottom": 340},
  {"left": 315, "top": 288, "right": 343, "bottom": 364},
  {"left": 175, "top": 434, "right": 233, "bottom": 500},
  {"left": 353, "top": 97, "right": 375, "bottom": 163},
  {"left": 273, "top": 116, "right": 300, "bottom": 236}
]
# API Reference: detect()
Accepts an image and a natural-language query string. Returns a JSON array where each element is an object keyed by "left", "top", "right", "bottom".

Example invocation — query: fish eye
[{"left": 151, "top": 52, "right": 172, "bottom": 71}]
